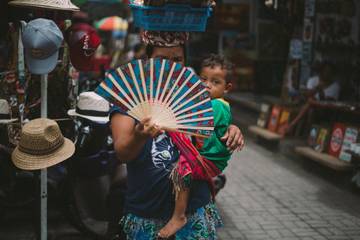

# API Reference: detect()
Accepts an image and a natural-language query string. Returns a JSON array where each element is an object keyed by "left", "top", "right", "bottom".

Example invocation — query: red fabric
[{"left": 168, "top": 132, "right": 221, "bottom": 194}]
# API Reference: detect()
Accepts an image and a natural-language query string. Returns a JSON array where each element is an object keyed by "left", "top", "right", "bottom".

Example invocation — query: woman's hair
[
  {"left": 145, "top": 44, "right": 155, "bottom": 58},
  {"left": 145, "top": 44, "right": 187, "bottom": 63},
  {"left": 201, "top": 54, "right": 234, "bottom": 83}
]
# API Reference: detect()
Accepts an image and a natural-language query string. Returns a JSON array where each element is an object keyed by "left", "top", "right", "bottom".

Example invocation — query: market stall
[
  {"left": 246, "top": 1, "right": 360, "bottom": 179},
  {"left": 0, "top": 0, "right": 122, "bottom": 239},
  {"left": 293, "top": 0, "right": 360, "bottom": 173}
]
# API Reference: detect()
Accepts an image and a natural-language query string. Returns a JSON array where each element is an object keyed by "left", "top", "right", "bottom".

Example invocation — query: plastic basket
[{"left": 130, "top": 4, "right": 212, "bottom": 32}]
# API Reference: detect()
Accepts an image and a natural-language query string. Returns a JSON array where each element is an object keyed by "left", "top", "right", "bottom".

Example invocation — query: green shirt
[{"left": 199, "top": 98, "right": 232, "bottom": 171}]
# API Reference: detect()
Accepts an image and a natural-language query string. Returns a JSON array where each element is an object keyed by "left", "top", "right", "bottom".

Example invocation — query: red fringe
[{"left": 168, "top": 132, "right": 221, "bottom": 199}]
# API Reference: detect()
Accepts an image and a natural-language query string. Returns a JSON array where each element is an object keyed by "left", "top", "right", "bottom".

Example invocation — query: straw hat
[
  {"left": 68, "top": 91, "right": 110, "bottom": 123},
  {"left": 12, "top": 118, "right": 75, "bottom": 170},
  {"left": 8, "top": 0, "right": 79, "bottom": 11},
  {"left": 0, "top": 99, "right": 18, "bottom": 124}
]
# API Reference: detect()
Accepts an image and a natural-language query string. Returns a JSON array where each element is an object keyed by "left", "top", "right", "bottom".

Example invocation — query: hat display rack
[{"left": 6, "top": 1, "right": 79, "bottom": 240}]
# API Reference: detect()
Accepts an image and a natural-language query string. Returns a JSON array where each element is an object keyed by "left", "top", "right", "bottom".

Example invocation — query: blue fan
[{"left": 95, "top": 58, "right": 214, "bottom": 137}]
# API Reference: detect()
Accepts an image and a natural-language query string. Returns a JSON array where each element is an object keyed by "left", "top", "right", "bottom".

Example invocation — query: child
[{"left": 159, "top": 54, "right": 234, "bottom": 238}]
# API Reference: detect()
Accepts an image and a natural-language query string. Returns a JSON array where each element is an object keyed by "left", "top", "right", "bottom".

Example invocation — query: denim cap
[{"left": 22, "top": 18, "right": 64, "bottom": 75}]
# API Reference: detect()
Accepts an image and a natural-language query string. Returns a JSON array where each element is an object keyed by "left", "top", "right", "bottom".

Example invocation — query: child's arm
[{"left": 111, "top": 113, "right": 163, "bottom": 163}]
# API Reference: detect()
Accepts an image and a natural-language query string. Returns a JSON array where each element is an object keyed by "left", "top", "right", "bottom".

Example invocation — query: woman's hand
[
  {"left": 221, "top": 124, "right": 245, "bottom": 153},
  {"left": 135, "top": 117, "right": 164, "bottom": 138},
  {"left": 112, "top": 114, "right": 162, "bottom": 163}
]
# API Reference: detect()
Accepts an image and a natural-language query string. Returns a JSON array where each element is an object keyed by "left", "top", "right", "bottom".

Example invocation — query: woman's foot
[{"left": 158, "top": 215, "right": 187, "bottom": 238}]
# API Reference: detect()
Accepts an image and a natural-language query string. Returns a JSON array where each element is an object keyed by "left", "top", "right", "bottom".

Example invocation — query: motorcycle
[{"left": 61, "top": 117, "right": 126, "bottom": 240}]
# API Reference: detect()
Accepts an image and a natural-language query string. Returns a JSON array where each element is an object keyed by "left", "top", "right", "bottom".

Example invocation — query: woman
[{"left": 111, "top": 31, "right": 244, "bottom": 239}]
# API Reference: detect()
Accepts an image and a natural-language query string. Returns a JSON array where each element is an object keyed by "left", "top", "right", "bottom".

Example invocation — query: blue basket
[{"left": 130, "top": 4, "right": 212, "bottom": 32}]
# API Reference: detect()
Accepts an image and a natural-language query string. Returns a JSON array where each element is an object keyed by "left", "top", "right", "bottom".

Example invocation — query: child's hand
[
  {"left": 135, "top": 117, "right": 164, "bottom": 138},
  {"left": 221, "top": 124, "right": 245, "bottom": 153}
]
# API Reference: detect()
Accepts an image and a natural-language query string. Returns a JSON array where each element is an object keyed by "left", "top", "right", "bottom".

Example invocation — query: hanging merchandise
[
  {"left": 62, "top": 20, "right": 72, "bottom": 70},
  {"left": 95, "top": 58, "right": 214, "bottom": 137},
  {"left": 11, "top": 118, "right": 75, "bottom": 170},
  {"left": 0, "top": 40, "right": 10, "bottom": 72},
  {"left": 67, "top": 91, "right": 110, "bottom": 123},
  {"left": 22, "top": 18, "right": 64, "bottom": 75},
  {"left": 18, "top": 22, "right": 26, "bottom": 88},
  {"left": 8, "top": 0, "right": 79, "bottom": 11},
  {"left": 0, "top": 99, "right": 18, "bottom": 124},
  {"left": 67, "top": 66, "right": 79, "bottom": 109},
  {"left": 65, "top": 23, "right": 101, "bottom": 72}
]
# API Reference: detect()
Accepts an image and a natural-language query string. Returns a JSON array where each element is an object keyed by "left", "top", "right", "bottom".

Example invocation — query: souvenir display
[
  {"left": 95, "top": 58, "right": 214, "bottom": 137},
  {"left": 68, "top": 91, "right": 110, "bottom": 124},
  {"left": 65, "top": 23, "right": 101, "bottom": 72},
  {"left": 328, "top": 123, "right": 346, "bottom": 157},
  {"left": 277, "top": 109, "right": 291, "bottom": 136},
  {"left": 12, "top": 118, "right": 75, "bottom": 170},
  {"left": 267, "top": 105, "right": 282, "bottom": 132},
  {"left": 257, "top": 103, "right": 271, "bottom": 128},
  {"left": 0, "top": 99, "right": 18, "bottom": 124},
  {"left": 339, "top": 127, "right": 359, "bottom": 162},
  {"left": 22, "top": 18, "right": 64, "bottom": 75},
  {"left": 314, "top": 127, "right": 330, "bottom": 152}
]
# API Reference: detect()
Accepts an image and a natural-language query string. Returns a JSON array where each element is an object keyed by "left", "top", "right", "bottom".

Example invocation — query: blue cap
[{"left": 22, "top": 18, "right": 64, "bottom": 75}]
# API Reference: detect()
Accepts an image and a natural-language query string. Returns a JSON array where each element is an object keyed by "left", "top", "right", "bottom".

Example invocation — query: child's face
[{"left": 200, "top": 66, "right": 232, "bottom": 99}]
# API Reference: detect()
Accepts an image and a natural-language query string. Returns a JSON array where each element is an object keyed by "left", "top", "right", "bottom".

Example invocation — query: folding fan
[{"left": 95, "top": 58, "right": 214, "bottom": 137}]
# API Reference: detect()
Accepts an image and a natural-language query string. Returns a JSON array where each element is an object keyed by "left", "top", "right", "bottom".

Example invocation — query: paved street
[
  {"left": 2, "top": 136, "right": 360, "bottom": 240},
  {"left": 217, "top": 139, "right": 360, "bottom": 240}
]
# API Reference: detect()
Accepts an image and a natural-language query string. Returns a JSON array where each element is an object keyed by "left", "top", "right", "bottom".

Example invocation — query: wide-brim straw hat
[
  {"left": 8, "top": 0, "right": 79, "bottom": 11},
  {"left": 12, "top": 118, "right": 75, "bottom": 170}
]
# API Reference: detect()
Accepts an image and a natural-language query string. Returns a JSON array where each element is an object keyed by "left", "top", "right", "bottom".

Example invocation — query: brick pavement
[
  {"left": 216, "top": 139, "right": 360, "bottom": 240},
  {"left": 2, "top": 135, "right": 360, "bottom": 240}
]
